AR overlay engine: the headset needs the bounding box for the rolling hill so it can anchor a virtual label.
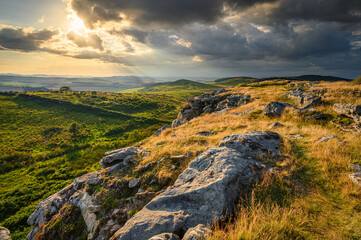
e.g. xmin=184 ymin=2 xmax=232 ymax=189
xmin=140 ymin=79 xmax=219 ymax=92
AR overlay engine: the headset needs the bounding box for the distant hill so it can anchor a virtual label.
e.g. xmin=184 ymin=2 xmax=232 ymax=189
xmin=293 ymin=75 xmax=351 ymax=82
xmin=214 ymin=77 xmax=256 ymax=86
xmin=258 ymin=75 xmax=351 ymax=82
xmin=140 ymin=79 xmax=219 ymax=92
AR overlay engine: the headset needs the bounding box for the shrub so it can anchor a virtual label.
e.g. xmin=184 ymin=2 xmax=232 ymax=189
xmin=352 ymin=76 xmax=361 ymax=85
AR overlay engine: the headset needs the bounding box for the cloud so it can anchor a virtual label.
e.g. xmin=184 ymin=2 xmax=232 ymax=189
xmin=67 ymin=0 xmax=278 ymax=28
xmin=246 ymin=0 xmax=361 ymax=26
xmin=38 ymin=16 xmax=45 ymax=23
xmin=67 ymin=31 xmax=104 ymax=50
xmin=0 ymin=26 xmax=58 ymax=52
xmin=70 ymin=50 xmax=130 ymax=64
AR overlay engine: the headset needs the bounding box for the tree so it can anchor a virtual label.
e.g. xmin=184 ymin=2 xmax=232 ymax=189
xmin=60 ymin=86 xmax=72 ymax=92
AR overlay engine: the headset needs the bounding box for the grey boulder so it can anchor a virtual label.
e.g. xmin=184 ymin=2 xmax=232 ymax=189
xmin=0 ymin=227 xmax=11 ymax=240
xmin=182 ymin=224 xmax=210 ymax=240
xmin=111 ymin=131 xmax=282 ymax=240
xmin=156 ymin=125 xmax=171 ymax=137
xmin=263 ymin=101 xmax=294 ymax=116
xmin=100 ymin=147 xmax=141 ymax=168
xmin=148 ymin=233 xmax=180 ymax=240
xmin=333 ymin=103 xmax=361 ymax=126
xmin=284 ymin=88 xmax=322 ymax=108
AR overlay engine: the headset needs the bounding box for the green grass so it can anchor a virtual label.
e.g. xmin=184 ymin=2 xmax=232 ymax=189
xmin=352 ymin=76 xmax=361 ymax=85
xmin=140 ymin=79 xmax=220 ymax=92
xmin=213 ymin=77 xmax=255 ymax=86
xmin=0 ymin=90 xmax=184 ymax=239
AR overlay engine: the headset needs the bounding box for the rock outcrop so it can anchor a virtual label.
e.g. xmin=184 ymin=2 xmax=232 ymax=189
xmin=263 ymin=101 xmax=294 ymax=116
xmin=283 ymin=88 xmax=322 ymax=108
xmin=333 ymin=103 xmax=361 ymax=126
xmin=111 ymin=131 xmax=282 ymax=240
xmin=27 ymin=148 xmax=156 ymax=240
xmin=172 ymin=90 xmax=251 ymax=128
xmin=156 ymin=125 xmax=171 ymax=137
xmin=100 ymin=147 xmax=142 ymax=168
xmin=349 ymin=164 xmax=361 ymax=187
xmin=0 ymin=227 xmax=11 ymax=240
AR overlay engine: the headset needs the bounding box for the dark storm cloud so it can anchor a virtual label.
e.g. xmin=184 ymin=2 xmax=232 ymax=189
xmin=68 ymin=0 xmax=278 ymax=28
xmin=67 ymin=31 xmax=104 ymax=50
xmin=69 ymin=0 xmax=361 ymax=29
xmin=0 ymin=27 xmax=58 ymax=52
xmin=259 ymin=0 xmax=361 ymax=26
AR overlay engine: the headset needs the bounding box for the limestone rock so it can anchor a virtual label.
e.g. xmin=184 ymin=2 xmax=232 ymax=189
xmin=317 ymin=135 xmax=337 ymax=143
xmin=196 ymin=131 xmax=214 ymax=136
xmin=268 ymin=122 xmax=284 ymax=129
xmin=229 ymin=108 xmax=255 ymax=116
xmin=170 ymin=155 xmax=187 ymax=162
xmin=263 ymin=101 xmax=294 ymax=116
xmin=100 ymin=147 xmax=141 ymax=168
xmin=307 ymin=113 xmax=331 ymax=120
xmin=333 ymin=103 xmax=361 ymax=116
xmin=182 ymin=224 xmax=210 ymax=240
xmin=284 ymin=88 xmax=322 ymax=108
xmin=172 ymin=91 xmax=251 ymax=128
xmin=148 ymin=233 xmax=180 ymax=240
xmin=111 ymin=131 xmax=282 ymax=240
xmin=349 ymin=164 xmax=361 ymax=187
xmin=0 ymin=227 xmax=11 ymax=240
xmin=218 ymin=131 xmax=282 ymax=159
xmin=129 ymin=178 xmax=141 ymax=188
xmin=156 ymin=125 xmax=171 ymax=137
xmin=286 ymin=134 xmax=304 ymax=139
xmin=333 ymin=103 xmax=361 ymax=126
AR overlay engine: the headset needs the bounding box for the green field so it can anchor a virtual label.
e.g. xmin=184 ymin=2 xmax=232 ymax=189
xmin=0 ymin=90 xmax=187 ymax=239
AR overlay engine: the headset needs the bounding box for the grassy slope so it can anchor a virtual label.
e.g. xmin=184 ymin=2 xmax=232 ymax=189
xmin=3 ymin=81 xmax=361 ymax=239
xmin=0 ymin=91 xmax=185 ymax=239
xmin=140 ymin=79 xmax=220 ymax=92
xmin=213 ymin=77 xmax=256 ymax=86
xmin=131 ymin=81 xmax=361 ymax=239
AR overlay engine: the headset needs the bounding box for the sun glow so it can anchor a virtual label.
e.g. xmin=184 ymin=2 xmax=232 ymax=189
xmin=68 ymin=13 xmax=87 ymax=34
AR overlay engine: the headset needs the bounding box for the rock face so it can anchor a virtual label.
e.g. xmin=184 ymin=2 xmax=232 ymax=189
xmin=111 ymin=131 xmax=282 ymax=240
xmin=172 ymin=90 xmax=251 ymax=128
xmin=26 ymin=170 xmax=156 ymax=240
xmin=156 ymin=125 xmax=171 ymax=137
xmin=263 ymin=101 xmax=294 ymax=116
xmin=349 ymin=164 xmax=361 ymax=187
xmin=100 ymin=147 xmax=142 ymax=168
xmin=317 ymin=134 xmax=337 ymax=143
xmin=0 ymin=227 xmax=11 ymax=240
xmin=148 ymin=233 xmax=180 ymax=240
xmin=333 ymin=103 xmax=361 ymax=126
xmin=283 ymin=88 xmax=322 ymax=108
xmin=182 ymin=224 xmax=210 ymax=240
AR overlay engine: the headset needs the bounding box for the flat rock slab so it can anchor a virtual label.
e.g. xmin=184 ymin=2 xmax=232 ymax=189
xmin=268 ymin=122 xmax=284 ymax=129
xmin=111 ymin=131 xmax=282 ymax=240
xmin=317 ymin=135 xmax=337 ymax=143
xmin=350 ymin=164 xmax=361 ymax=187
xmin=286 ymin=134 xmax=304 ymax=139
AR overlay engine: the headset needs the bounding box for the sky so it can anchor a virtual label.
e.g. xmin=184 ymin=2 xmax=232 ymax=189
xmin=0 ymin=0 xmax=360 ymax=78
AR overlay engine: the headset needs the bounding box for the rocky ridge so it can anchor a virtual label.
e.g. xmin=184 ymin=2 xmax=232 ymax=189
xmin=172 ymin=89 xmax=251 ymax=128
xmin=25 ymin=85 xmax=361 ymax=240
xmin=111 ymin=131 xmax=282 ymax=240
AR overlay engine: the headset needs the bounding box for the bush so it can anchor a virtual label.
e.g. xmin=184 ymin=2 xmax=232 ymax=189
xmin=352 ymin=76 xmax=361 ymax=85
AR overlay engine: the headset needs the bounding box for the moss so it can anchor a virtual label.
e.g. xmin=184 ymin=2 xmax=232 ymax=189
xmin=35 ymin=203 xmax=88 ymax=240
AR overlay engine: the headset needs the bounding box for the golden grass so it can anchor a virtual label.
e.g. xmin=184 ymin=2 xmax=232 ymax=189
xmin=133 ymin=80 xmax=361 ymax=238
